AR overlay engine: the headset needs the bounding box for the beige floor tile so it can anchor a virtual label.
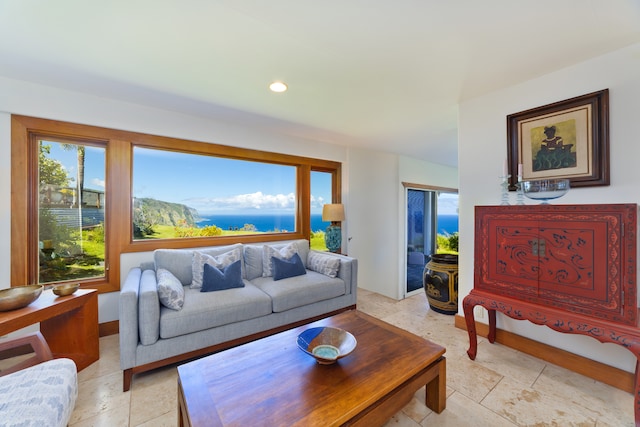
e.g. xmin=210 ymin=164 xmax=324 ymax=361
xmin=472 ymin=340 xmax=546 ymax=387
xmin=534 ymin=364 xmax=634 ymax=427
xmin=399 ymin=387 xmax=433 ymax=424
xmin=384 ymin=411 xmax=422 ymax=427
xmin=423 ymin=391 xmax=517 ymax=427
xmin=69 ymin=406 xmax=130 ymax=427
xmin=133 ymin=409 xmax=179 ymax=427
xmin=446 ymin=352 xmax=504 ymax=403
xmin=129 ymin=365 xmax=179 ymax=426
xmin=69 ymin=370 xmax=131 ymax=425
xmin=77 ymin=334 xmax=121 ymax=383
xmin=481 ymin=376 xmax=598 ymax=426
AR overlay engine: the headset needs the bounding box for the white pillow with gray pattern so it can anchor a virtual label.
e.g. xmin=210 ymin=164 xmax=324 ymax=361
xmin=156 ymin=268 xmax=185 ymax=310
xmin=306 ymin=251 xmax=340 ymax=278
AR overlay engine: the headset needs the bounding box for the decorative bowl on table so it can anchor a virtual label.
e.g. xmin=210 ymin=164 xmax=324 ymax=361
xmin=52 ymin=283 xmax=80 ymax=297
xmin=0 ymin=285 xmax=43 ymax=312
xmin=297 ymin=326 xmax=357 ymax=364
xmin=522 ymin=179 xmax=570 ymax=204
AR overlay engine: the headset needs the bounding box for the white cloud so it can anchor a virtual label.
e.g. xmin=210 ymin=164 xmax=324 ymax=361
xmin=184 ymin=191 xmax=296 ymax=213
xmin=310 ymin=194 xmax=325 ymax=209
xmin=90 ymin=177 xmax=105 ymax=188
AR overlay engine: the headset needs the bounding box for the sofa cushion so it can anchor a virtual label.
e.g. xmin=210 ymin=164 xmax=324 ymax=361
xmin=156 ymin=268 xmax=185 ymax=310
xmin=191 ymin=246 xmax=243 ymax=289
xmin=159 ymin=283 xmax=273 ymax=339
xmin=154 ymin=244 xmax=242 ymax=285
xmin=251 ymin=270 xmax=346 ymax=313
xmin=243 ymin=244 xmax=264 ymax=281
xmin=201 ymin=260 xmax=244 ymax=292
xmin=272 ymin=253 xmax=307 ymax=281
xmin=307 ymin=251 xmax=341 ymax=278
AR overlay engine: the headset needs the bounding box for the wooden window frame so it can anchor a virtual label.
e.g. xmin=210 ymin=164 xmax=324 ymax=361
xmin=11 ymin=115 xmax=341 ymax=293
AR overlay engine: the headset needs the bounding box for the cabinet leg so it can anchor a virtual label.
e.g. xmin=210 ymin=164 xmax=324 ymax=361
xmin=462 ymin=296 xmax=478 ymax=360
xmin=488 ymin=309 xmax=497 ymax=343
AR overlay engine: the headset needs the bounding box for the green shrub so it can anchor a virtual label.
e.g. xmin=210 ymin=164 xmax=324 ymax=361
xmin=436 ymin=231 xmax=459 ymax=254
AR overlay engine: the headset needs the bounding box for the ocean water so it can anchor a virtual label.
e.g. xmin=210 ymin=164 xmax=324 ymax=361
xmin=197 ymin=214 xmax=326 ymax=232
xmin=198 ymin=213 xmax=459 ymax=235
xmin=437 ymin=214 xmax=459 ymax=235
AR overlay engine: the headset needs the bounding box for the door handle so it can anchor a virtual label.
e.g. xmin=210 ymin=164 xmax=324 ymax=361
xmin=530 ymin=239 xmax=545 ymax=257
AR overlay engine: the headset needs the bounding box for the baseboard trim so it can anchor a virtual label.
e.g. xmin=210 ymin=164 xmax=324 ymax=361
xmin=99 ymin=320 xmax=119 ymax=337
xmin=453 ymin=314 xmax=634 ymax=394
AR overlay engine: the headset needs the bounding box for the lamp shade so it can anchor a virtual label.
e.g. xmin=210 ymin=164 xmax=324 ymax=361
xmin=322 ymin=204 xmax=345 ymax=222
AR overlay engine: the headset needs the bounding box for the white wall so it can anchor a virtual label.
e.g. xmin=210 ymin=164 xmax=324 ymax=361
xmin=458 ymin=42 xmax=640 ymax=373
xmin=347 ymin=148 xmax=401 ymax=298
xmin=0 ymin=75 xmax=455 ymax=322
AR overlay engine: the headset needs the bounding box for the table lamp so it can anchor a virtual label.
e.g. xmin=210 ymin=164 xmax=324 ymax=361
xmin=322 ymin=204 xmax=345 ymax=253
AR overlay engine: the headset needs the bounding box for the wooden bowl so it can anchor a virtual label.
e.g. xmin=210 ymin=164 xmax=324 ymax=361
xmin=0 ymin=285 xmax=43 ymax=312
xmin=52 ymin=283 xmax=80 ymax=297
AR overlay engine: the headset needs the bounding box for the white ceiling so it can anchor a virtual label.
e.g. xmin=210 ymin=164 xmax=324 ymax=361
xmin=1 ymin=1 xmax=639 ymax=166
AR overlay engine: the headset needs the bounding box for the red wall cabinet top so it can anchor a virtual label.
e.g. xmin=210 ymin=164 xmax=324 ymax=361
xmin=474 ymin=204 xmax=637 ymax=326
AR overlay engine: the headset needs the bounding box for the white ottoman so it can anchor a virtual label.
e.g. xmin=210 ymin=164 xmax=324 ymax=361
xmin=0 ymin=358 xmax=78 ymax=427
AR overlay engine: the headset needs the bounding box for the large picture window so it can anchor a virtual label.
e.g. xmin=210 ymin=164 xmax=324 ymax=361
xmin=132 ymin=147 xmax=297 ymax=239
xmin=11 ymin=116 xmax=341 ymax=292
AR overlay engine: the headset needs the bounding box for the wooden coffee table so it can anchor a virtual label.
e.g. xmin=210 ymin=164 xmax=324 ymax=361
xmin=177 ymin=310 xmax=446 ymax=427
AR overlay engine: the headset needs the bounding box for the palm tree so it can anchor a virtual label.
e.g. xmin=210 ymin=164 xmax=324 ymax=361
xmin=60 ymin=144 xmax=85 ymax=207
xmin=61 ymin=143 xmax=85 ymax=251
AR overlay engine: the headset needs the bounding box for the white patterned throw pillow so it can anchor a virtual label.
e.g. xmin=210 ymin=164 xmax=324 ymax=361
xmin=307 ymin=251 xmax=340 ymax=278
xmin=262 ymin=242 xmax=298 ymax=277
xmin=191 ymin=247 xmax=242 ymax=289
xmin=156 ymin=268 xmax=185 ymax=310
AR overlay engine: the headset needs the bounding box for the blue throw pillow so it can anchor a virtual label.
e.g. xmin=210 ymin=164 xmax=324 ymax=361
xmin=201 ymin=260 xmax=244 ymax=292
xmin=272 ymin=252 xmax=307 ymax=281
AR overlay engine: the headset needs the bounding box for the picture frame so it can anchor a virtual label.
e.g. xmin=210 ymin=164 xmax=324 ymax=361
xmin=506 ymin=89 xmax=609 ymax=190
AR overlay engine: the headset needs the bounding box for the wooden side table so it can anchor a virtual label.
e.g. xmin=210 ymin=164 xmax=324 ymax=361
xmin=0 ymin=288 xmax=99 ymax=371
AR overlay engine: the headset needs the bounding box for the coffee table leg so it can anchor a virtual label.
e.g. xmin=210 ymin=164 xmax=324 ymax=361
xmin=425 ymin=357 xmax=446 ymax=413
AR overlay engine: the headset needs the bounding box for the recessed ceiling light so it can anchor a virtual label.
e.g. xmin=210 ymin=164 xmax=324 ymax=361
xmin=269 ymin=81 xmax=288 ymax=93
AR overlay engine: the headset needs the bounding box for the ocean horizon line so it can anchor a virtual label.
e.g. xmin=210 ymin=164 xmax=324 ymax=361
xmin=195 ymin=213 xmax=458 ymax=234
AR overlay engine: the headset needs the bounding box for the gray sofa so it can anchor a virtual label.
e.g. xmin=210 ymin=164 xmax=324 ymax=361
xmin=119 ymin=239 xmax=357 ymax=391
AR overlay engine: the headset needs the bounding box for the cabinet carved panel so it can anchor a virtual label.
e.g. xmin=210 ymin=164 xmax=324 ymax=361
xmin=474 ymin=204 xmax=637 ymax=325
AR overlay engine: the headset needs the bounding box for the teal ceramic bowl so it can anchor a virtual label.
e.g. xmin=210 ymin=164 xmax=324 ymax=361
xmin=297 ymin=326 xmax=357 ymax=364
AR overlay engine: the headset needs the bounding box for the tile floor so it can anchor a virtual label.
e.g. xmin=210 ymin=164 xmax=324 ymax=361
xmin=65 ymin=289 xmax=633 ymax=426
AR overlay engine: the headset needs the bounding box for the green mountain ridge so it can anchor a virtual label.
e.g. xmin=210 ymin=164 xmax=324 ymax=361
xmin=133 ymin=197 xmax=200 ymax=227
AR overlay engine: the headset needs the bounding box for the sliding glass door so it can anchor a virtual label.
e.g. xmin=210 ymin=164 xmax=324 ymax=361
xmin=405 ymin=187 xmax=458 ymax=296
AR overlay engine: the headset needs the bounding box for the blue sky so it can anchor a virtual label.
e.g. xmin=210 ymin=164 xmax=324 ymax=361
xmin=46 ymin=143 xmax=332 ymax=216
xmin=437 ymin=193 xmax=459 ymax=215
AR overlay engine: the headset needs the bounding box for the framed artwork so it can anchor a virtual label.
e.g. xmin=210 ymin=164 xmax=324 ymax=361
xmin=506 ymin=89 xmax=609 ymax=190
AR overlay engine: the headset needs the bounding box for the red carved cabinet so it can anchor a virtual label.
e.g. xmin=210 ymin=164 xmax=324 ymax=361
xmin=474 ymin=203 xmax=637 ymax=325
xmin=463 ymin=204 xmax=640 ymax=425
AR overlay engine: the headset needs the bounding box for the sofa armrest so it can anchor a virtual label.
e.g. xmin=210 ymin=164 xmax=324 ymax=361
xmin=119 ymin=268 xmax=142 ymax=370
xmin=308 ymin=250 xmax=358 ymax=296
xmin=337 ymin=255 xmax=357 ymax=296
xmin=138 ymin=269 xmax=161 ymax=346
